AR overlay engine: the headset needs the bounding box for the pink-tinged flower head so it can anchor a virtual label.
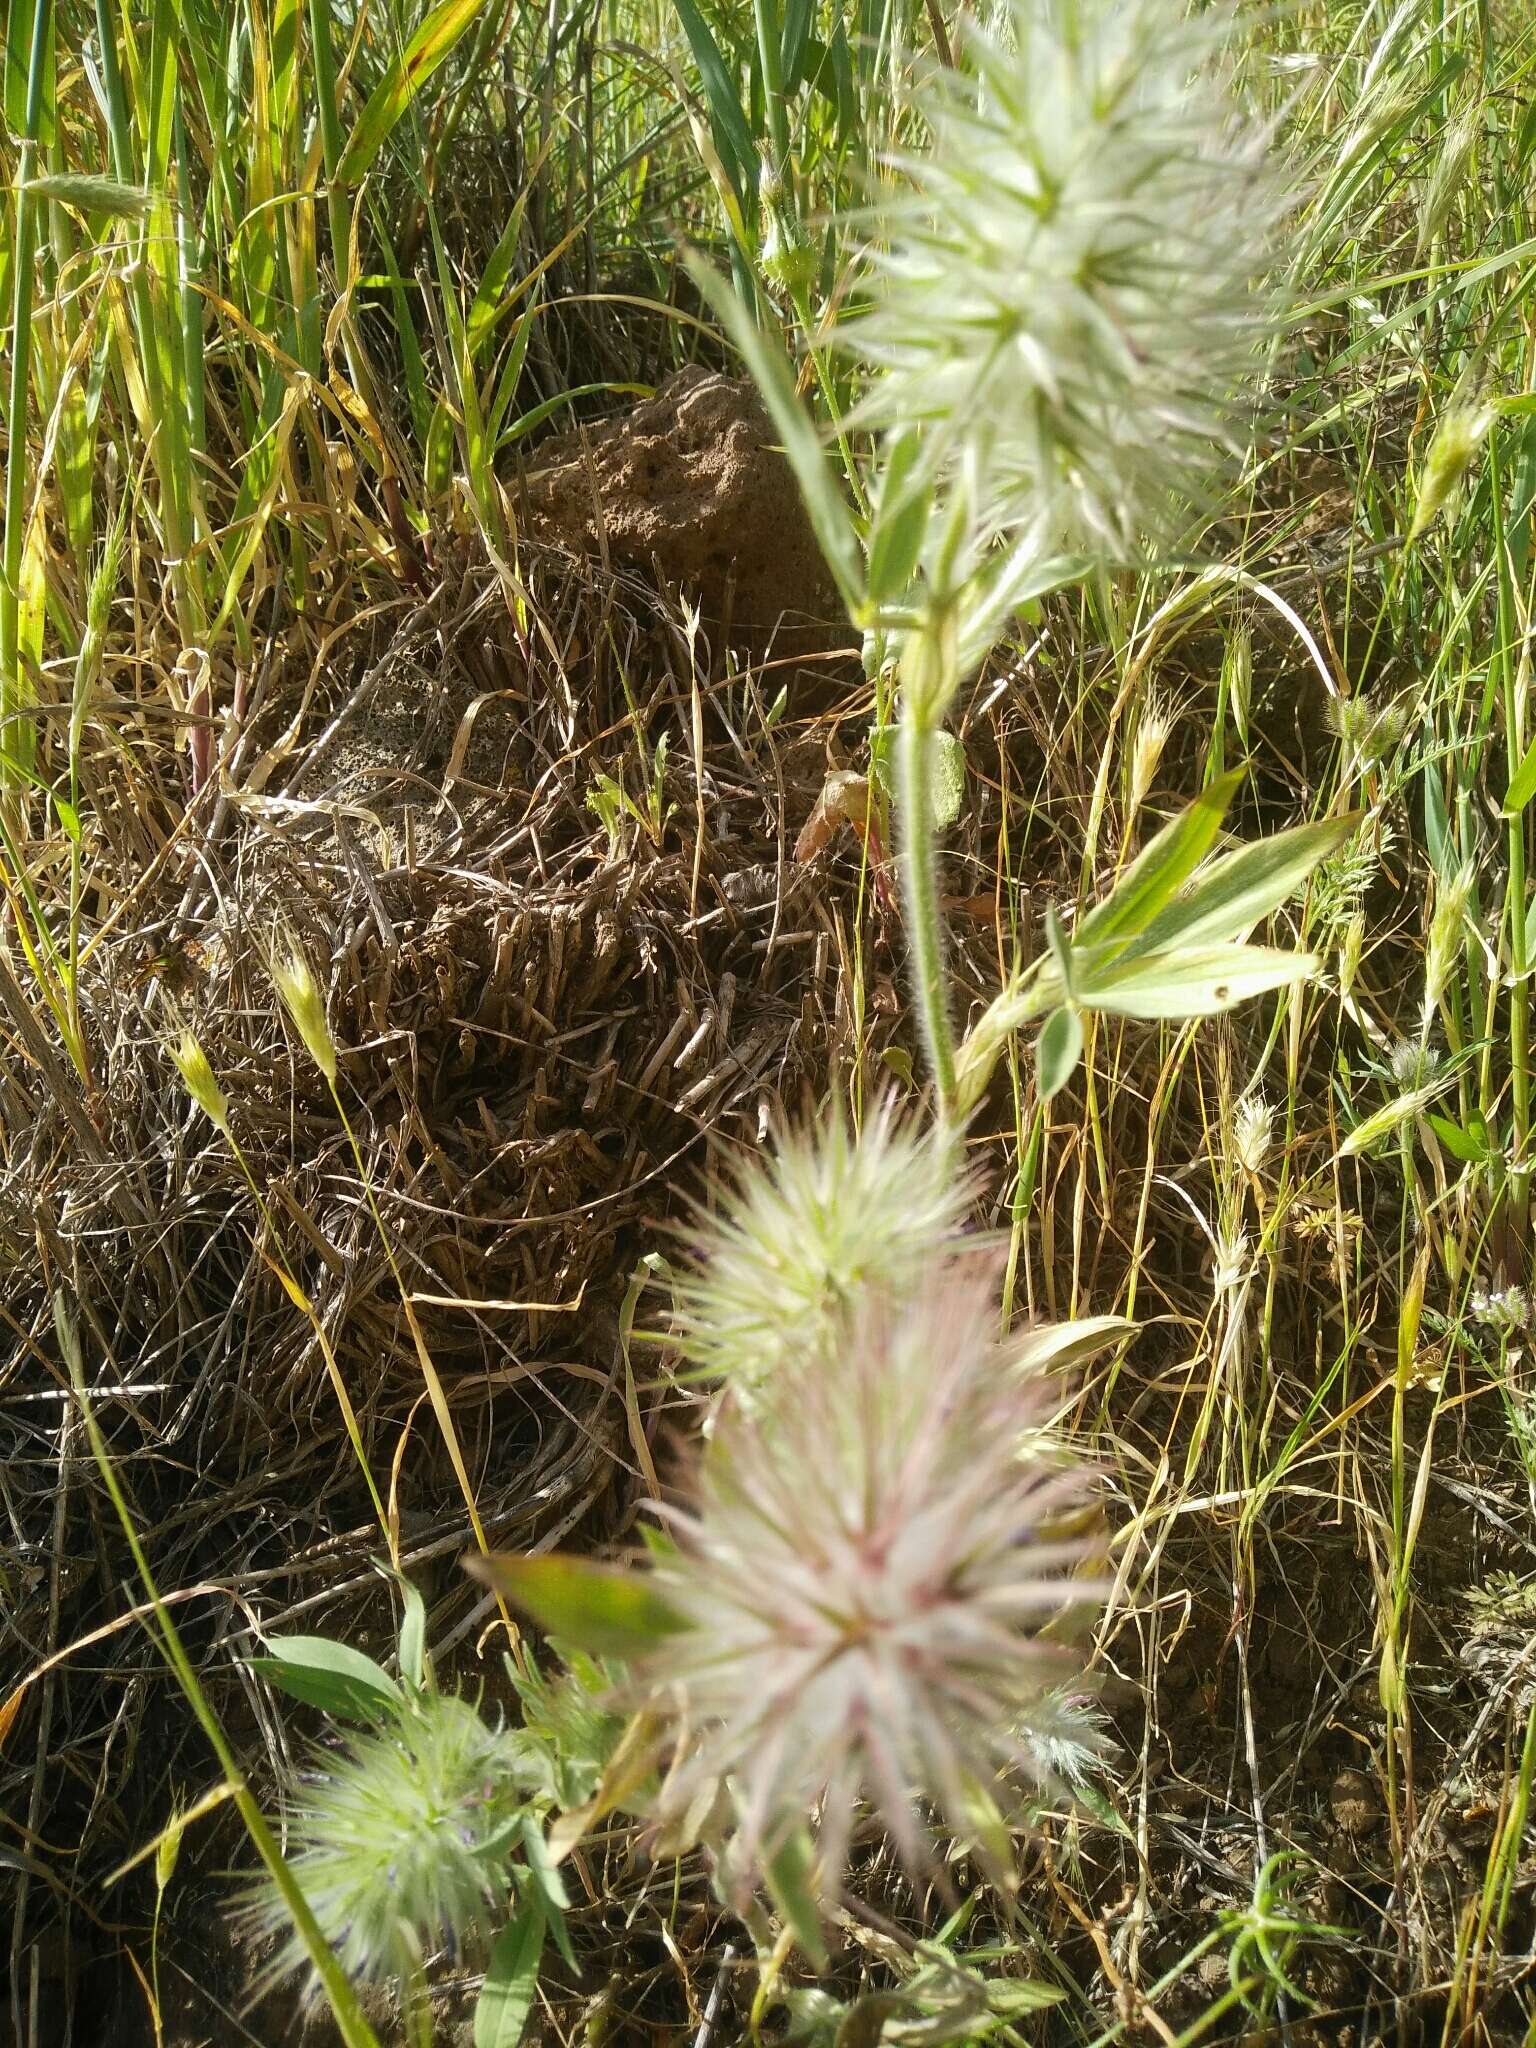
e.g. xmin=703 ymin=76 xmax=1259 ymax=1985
xmin=640 ymin=1262 xmax=1108 ymax=1895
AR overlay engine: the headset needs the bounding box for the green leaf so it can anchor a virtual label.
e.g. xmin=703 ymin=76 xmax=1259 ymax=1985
xmin=1044 ymin=905 xmax=1076 ymax=1002
xmin=762 ymin=1822 xmax=829 ymax=1969
xmin=249 ymin=1636 xmax=403 ymax=1723
xmin=397 ymin=1578 xmax=427 ymax=1692
xmin=336 ymin=0 xmax=494 ymax=186
xmin=1120 ymin=813 xmax=1362 ymax=960
xmin=495 ymin=381 xmax=648 ymax=453
xmin=670 ymin=0 xmax=758 ymax=199
xmin=1505 ymin=727 xmax=1536 ymax=816
xmin=880 ymin=1045 xmax=916 ymax=1090
xmin=1426 ymin=1112 xmax=1492 ymax=1164
xmin=684 ymin=253 xmax=864 ymax=619
xmin=781 ymin=0 xmax=817 ymax=93
xmin=1035 ymin=1006 xmax=1082 ymax=1100
xmin=475 ymin=1898 xmax=545 ymax=2048
xmin=5 ymin=0 xmax=54 ymax=151
xmin=466 ymin=198 xmax=533 ymax=360
xmin=1013 ymin=1315 xmax=1135 ymax=1373
xmin=1077 ymin=768 xmax=1244 ymax=949
xmin=465 ymin=1553 xmax=691 ymax=1658
xmin=866 ymin=428 xmax=932 ymax=607
xmin=988 ymin=1980 xmax=1069 ymax=2016
xmin=930 ymin=730 xmax=966 ymax=831
xmin=952 ymin=1768 xmax=1017 ymax=1892
xmin=519 ymin=1814 xmax=575 ymax=1966
xmin=1074 ymin=943 xmax=1318 ymax=1020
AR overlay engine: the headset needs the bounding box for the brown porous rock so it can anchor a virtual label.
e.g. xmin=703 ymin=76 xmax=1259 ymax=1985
xmin=519 ymin=363 xmax=847 ymax=659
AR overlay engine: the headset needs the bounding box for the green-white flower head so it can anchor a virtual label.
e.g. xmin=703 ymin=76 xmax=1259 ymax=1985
xmin=671 ymin=1099 xmax=972 ymax=1393
xmin=244 ymin=1693 xmax=531 ymax=2000
xmin=844 ymin=0 xmax=1287 ymax=586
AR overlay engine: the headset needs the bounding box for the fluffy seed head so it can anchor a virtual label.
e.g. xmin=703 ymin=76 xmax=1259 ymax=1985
xmin=244 ymin=1693 xmax=531 ymax=1999
xmin=1323 ymin=692 xmax=1410 ymax=768
xmin=843 ymin=0 xmax=1287 ymax=580
xmin=671 ymin=1101 xmax=973 ymax=1394
xmin=1472 ymin=1284 xmax=1532 ymax=1341
xmin=640 ymin=1263 xmax=1103 ymax=1895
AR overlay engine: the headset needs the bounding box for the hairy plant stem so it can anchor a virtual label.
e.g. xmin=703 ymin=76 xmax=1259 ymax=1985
xmin=896 ymin=622 xmax=959 ymax=1117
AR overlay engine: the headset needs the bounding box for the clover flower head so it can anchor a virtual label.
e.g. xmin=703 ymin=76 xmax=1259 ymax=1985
xmin=1388 ymin=1036 xmax=1442 ymax=1092
xmin=1324 ymin=692 xmax=1410 ymax=766
xmin=671 ymin=1099 xmax=972 ymax=1393
xmin=640 ymin=1263 xmax=1104 ymax=1896
xmin=244 ymin=1692 xmax=532 ymax=2000
xmin=843 ymin=0 xmax=1287 ymax=579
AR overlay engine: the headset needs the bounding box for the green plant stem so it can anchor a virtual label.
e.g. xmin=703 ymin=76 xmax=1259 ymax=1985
xmin=1492 ymin=436 xmax=1530 ymax=1221
xmin=60 ymin=1298 xmax=382 ymax=2048
xmin=0 ymin=0 xmax=51 ymax=785
xmin=896 ymin=625 xmax=959 ymax=1114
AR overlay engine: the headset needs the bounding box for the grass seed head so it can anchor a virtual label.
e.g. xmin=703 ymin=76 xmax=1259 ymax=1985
xmin=1425 ymin=860 xmax=1476 ymax=1018
xmin=169 ymin=1028 xmax=231 ymax=1135
xmin=1229 ymin=1095 xmax=1275 ymax=1177
xmin=270 ymin=939 xmax=338 ymax=1084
